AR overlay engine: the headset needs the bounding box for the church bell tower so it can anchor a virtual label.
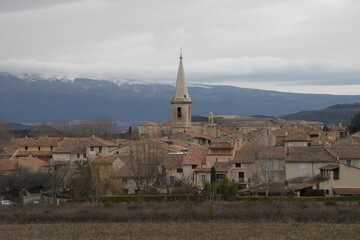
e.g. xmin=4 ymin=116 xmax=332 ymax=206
xmin=170 ymin=53 xmax=192 ymax=133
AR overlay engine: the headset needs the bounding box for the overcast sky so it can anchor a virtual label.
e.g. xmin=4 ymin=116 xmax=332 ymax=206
xmin=1 ymin=0 xmax=360 ymax=94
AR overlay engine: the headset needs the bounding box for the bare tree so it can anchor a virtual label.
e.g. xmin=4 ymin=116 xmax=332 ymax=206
xmin=127 ymin=139 xmax=167 ymax=192
xmin=45 ymin=164 xmax=73 ymax=198
xmin=247 ymin=151 xmax=285 ymax=196
xmin=69 ymin=161 xmax=104 ymax=202
xmin=51 ymin=117 xmax=119 ymax=138
xmin=30 ymin=122 xmax=61 ymax=137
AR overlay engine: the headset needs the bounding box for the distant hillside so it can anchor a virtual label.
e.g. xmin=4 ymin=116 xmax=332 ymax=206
xmin=2 ymin=72 xmax=360 ymax=125
xmin=282 ymin=103 xmax=360 ymax=124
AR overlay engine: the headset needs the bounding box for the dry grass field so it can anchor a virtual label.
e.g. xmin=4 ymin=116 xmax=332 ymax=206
xmin=1 ymin=200 xmax=360 ymax=224
xmin=1 ymin=200 xmax=360 ymax=239
xmin=0 ymin=222 xmax=359 ymax=240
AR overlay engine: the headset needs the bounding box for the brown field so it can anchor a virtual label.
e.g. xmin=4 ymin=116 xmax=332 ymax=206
xmin=0 ymin=222 xmax=360 ymax=240
xmin=1 ymin=200 xmax=360 ymax=224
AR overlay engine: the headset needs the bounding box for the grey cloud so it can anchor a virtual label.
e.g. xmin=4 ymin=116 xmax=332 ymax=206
xmin=1 ymin=0 xmax=360 ymax=94
xmin=0 ymin=0 xmax=81 ymax=12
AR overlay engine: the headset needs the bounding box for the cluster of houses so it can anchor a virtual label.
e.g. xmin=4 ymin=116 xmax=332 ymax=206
xmin=1 ymin=54 xmax=359 ymax=197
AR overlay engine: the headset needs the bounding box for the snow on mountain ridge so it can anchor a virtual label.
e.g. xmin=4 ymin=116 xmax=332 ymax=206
xmin=0 ymin=72 xmax=213 ymax=89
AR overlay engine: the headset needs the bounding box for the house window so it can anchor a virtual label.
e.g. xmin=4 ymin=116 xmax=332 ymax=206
xmin=83 ymin=153 xmax=86 ymax=158
xmin=99 ymin=146 xmax=103 ymax=153
xmin=25 ymin=146 xmax=28 ymax=151
xmin=50 ymin=146 xmax=53 ymax=151
xmin=123 ymin=189 xmax=129 ymax=194
xmin=345 ymin=160 xmax=351 ymax=166
xmin=77 ymin=154 xmax=80 ymax=159
xmin=325 ymin=189 xmax=329 ymax=195
xmin=238 ymin=172 xmax=245 ymax=182
xmin=201 ymin=175 xmax=206 ymax=181
xmin=104 ymin=165 xmax=109 ymax=171
xmin=235 ymin=163 xmax=241 ymax=168
xmin=333 ymin=168 xmax=339 ymax=180
xmin=122 ymin=178 xmax=128 ymax=184
xmin=90 ymin=146 xmax=95 ymax=151
xmin=176 ymin=168 xmax=183 ymax=173
xmin=192 ymin=165 xmax=197 ymax=169
xmin=310 ymin=134 xmax=319 ymax=138
xmin=169 ymin=176 xmax=176 ymax=186
xmin=216 ymin=174 xmax=224 ymax=180
xmin=177 ymin=107 xmax=182 ymax=119
xmin=38 ymin=146 xmax=41 ymax=150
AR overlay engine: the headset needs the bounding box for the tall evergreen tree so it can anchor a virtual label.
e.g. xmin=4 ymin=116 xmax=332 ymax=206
xmin=349 ymin=111 xmax=360 ymax=134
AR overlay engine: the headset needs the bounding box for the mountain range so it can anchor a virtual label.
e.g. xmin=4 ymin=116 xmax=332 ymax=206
xmin=1 ymin=72 xmax=360 ymax=125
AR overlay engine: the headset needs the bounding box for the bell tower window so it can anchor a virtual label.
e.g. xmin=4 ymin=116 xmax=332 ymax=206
xmin=177 ymin=107 xmax=182 ymax=119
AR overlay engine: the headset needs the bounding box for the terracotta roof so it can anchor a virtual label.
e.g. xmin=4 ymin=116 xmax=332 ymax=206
xmin=54 ymin=137 xmax=117 ymax=153
xmin=330 ymin=145 xmax=360 ymax=159
xmin=233 ymin=146 xmax=286 ymax=163
xmin=18 ymin=156 xmax=48 ymax=167
xmin=182 ymin=130 xmax=213 ymax=139
xmin=284 ymin=131 xmax=310 ymax=142
xmin=16 ymin=137 xmax=63 ymax=147
xmin=240 ymin=182 xmax=288 ymax=194
xmin=219 ymin=127 xmax=233 ymax=134
xmin=286 ymin=146 xmax=337 ymax=162
xmin=210 ymin=141 xmax=234 ymax=149
xmin=164 ymin=153 xmax=184 ymax=169
xmin=0 ymin=158 xmax=18 ymax=171
xmin=286 ymin=177 xmax=326 ymax=191
xmin=332 ymin=188 xmax=360 ymax=195
xmin=213 ymin=161 xmax=231 ymax=172
xmin=183 ymin=145 xmax=208 ymax=165
xmin=112 ymin=139 xmax=132 ymax=146
xmin=0 ymin=145 xmax=17 ymax=156
xmin=285 ymin=176 xmax=309 ymax=184
xmin=319 ymin=164 xmax=339 ymax=170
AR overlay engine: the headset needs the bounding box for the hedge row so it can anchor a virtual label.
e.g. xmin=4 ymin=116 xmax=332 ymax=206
xmin=99 ymin=194 xmax=360 ymax=203
xmin=99 ymin=195 xmax=201 ymax=202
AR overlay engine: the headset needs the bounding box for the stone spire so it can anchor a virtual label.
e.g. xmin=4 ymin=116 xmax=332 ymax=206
xmin=172 ymin=53 xmax=191 ymax=102
xmin=170 ymin=52 xmax=192 ymax=133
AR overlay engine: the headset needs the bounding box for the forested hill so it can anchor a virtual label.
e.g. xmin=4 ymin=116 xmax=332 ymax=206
xmin=282 ymin=103 xmax=360 ymax=124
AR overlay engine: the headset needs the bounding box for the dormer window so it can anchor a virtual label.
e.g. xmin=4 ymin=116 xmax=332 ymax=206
xmin=90 ymin=146 xmax=95 ymax=151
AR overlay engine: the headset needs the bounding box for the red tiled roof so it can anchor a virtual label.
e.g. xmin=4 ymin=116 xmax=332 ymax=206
xmin=182 ymin=130 xmax=213 ymax=139
xmin=286 ymin=146 xmax=337 ymax=162
xmin=330 ymin=145 xmax=360 ymax=159
xmin=54 ymin=137 xmax=117 ymax=153
xmin=16 ymin=137 xmax=63 ymax=147
xmin=233 ymin=146 xmax=286 ymax=163
xmin=219 ymin=127 xmax=233 ymax=134
xmin=183 ymin=145 xmax=208 ymax=165
xmin=18 ymin=156 xmax=48 ymax=167
xmin=164 ymin=153 xmax=184 ymax=169
xmin=0 ymin=159 xmax=18 ymax=171
xmin=210 ymin=141 xmax=234 ymax=149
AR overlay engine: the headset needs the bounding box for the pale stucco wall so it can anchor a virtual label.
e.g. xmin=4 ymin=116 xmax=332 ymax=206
xmin=286 ymin=162 xmax=336 ymax=179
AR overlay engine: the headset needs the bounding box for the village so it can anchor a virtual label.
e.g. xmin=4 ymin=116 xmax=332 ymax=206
xmin=1 ymin=54 xmax=360 ymax=203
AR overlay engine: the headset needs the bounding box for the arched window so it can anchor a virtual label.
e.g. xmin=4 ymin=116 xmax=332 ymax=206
xmin=177 ymin=107 xmax=182 ymax=119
